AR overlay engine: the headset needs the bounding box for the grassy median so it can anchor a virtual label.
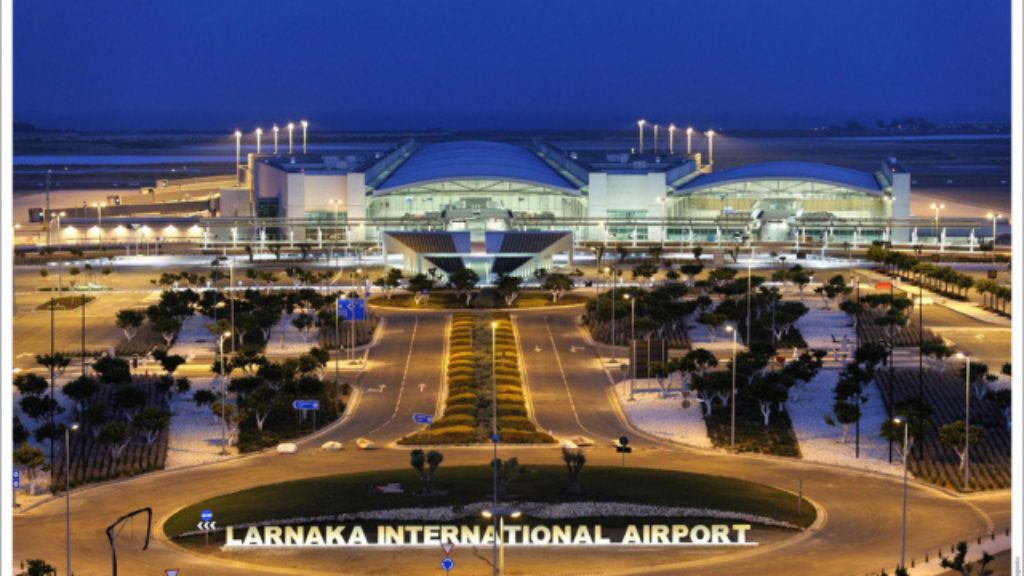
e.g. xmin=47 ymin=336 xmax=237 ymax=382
xmin=164 ymin=464 xmax=815 ymax=539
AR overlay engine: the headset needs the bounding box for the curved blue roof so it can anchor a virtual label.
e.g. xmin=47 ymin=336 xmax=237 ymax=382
xmin=374 ymin=140 xmax=580 ymax=195
xmin=675 ymin=161 xmax=884 ymax=195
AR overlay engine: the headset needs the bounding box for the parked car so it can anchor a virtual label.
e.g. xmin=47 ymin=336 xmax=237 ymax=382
xmin=355 ymin=438 xmax=377 ymax=450
xmin=571 ymin=435 xmax=594 ymax=447
xmin=276 ymin=443 xmax=298 ymax=454
xmin=320 ymin=441 xmax=343 ymax=451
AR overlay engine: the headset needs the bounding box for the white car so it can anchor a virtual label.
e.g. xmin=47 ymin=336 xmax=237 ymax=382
xmin=276 ymin=443 xmax=298 ymax=454
xmin=571 ymin=435 xmax=594 ymax=447
xmin=320 ymin=441 xmax=343 ymax=451
xmin=560 ymin=439 xmax=578 ymax=450
xmin=355 ymin=438 xmax=377 ymax=450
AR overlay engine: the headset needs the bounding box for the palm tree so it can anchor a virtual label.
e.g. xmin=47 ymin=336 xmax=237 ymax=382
xmin=410 ymin=449 xmax=444 ymax=495
xmin=561 ymin=447 xmax=586 ymax=494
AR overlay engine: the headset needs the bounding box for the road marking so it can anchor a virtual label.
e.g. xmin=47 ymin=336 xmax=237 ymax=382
xmin=418 ymin=383 xmax=426 ymax=392
xmin=363 ymin=317 xmax=418 ymax=437
xmin=543 ymin=316 xmax=597 ymax=439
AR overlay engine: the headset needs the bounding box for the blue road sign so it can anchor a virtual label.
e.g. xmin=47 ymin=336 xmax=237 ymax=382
xmin=337 ymin=298 xmax=365 ymax=321
xmin=13 ymin=469 xmax=20 ymax=489
xmin=293 ymin=399 xmax=320 ymax=411
xmin=441 ymin=557 xmax=455 ymax=572
xmin=200 ymin=509 xmax=213 ymax=522
xmin=412 ymin=413 xmax=433 ymax=425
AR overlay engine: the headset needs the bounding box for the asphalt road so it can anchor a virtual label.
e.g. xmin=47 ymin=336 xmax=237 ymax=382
xmin=12 ymin=308 xmax=1011 ymax=576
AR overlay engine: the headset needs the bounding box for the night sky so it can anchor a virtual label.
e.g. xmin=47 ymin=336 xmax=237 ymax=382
xmin=14 ymin=0 xmax=1012 ymax=131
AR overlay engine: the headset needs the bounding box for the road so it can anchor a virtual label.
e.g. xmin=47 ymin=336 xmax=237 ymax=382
xmin=12 ymin=307 xmax=1011 ymax=576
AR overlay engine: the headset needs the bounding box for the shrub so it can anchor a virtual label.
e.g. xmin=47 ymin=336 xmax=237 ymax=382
xmin=400 ymin=425 xmax=476 ymax=444
xmin=498 ymin=416 xmax=535 ymax=430
xmin=499 ymin=429 xmax=554 ymax=443
xmin=496 ymin=385 xmax=523 ymax=395
xmin=447 ymin=392 xmax=477 ymax=405
xmin=443 ymin=404 xmax=478 ymax=417
xmin=497 ymin=393 xmax=526 ymax=404
xmin=434 ymin=414 xmax=476 ymax=428
xmin=497 ymin=405 xmax=528 ymax=418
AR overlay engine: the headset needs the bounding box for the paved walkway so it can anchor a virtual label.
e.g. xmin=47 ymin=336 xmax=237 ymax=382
xmin=856 ymin=270 xmax=1010 ymax=328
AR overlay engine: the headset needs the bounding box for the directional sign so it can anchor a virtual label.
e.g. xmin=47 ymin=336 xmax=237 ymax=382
xmin=293 ymin=399 xmax=320 ymax=411
xmin=616 ymin=446 xmax=633 ymax=454
xmin=200 ymin=509 xmax=213 ymax=522
xmin=618 ymin=436 xmax=630 ymax=447
xmin=197 ymin=520 xmax=217 ymax=531
xmin=441 ymin=542 xmax=455 ymax=556
xmin=412 ymin=413 xmax=433 ymax=425
xmin=13 ymin=469 xmax=20 ymax=490
xmin=165 ymin=570 xmax=179 ymax=576
xmin=441 ymin=557 xmax=455 ymax=572
xmin=337 ymin=298 xmax=366 ymax=321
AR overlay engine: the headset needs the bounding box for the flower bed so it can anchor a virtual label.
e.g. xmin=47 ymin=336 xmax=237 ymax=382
xmin=400 ymin=314 xmax=553 ymax=444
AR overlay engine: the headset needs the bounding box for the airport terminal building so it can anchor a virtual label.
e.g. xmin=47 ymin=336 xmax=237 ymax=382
xmin=242 ymin=138 xmax=909 ymax=245
xmin=31 ymin=134 xmax=1002 ymax=280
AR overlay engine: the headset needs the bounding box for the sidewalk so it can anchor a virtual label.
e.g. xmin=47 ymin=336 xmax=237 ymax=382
xmin=857 ymin=270 xmax=1010 ymax=328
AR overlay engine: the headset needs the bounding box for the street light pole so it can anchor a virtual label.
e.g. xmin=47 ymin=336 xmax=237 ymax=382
xmin=234 ymin=130 xmax=242 ymax=185
xmin=287 ymin=123 xmax=295 ymax=154
xmin=65 ymin=422 xmax=79 ymax=576
xmin=727 ymin=325 xmax=737 ymax=449
xmin=652 ymin=124 xmax=659 ymax=154
xmin=705 ymin=130 xmax=716 ymax=166
xmin=987 ymin=213 xmax=1002 ymax=263
xmin=626 ymin=294 xmax=635 ymax=400
xmin=228 ymin=260 xmax=236 ymax=353
xmin=610 ymin=266 xmax=617 ymax=362
xmin=301 ymin=120 xmax=309 ymax=154
xmin=219 ymin=332 xmax=231 ymax=455
xmin=668 ymin=124 xmax=676 ymax=155
xmin=490 ymin=321 xmax=499 ymax=576
xmin=930 ymin=202 xmax=945 ymax=243
xmin=637 ymin=119 xmax=646 ymax=154
xmin=957 ymin=352 xmax=972 ymax=491
xmin=255 ymin=127 xmax=263 ymax=155
xmin=273 ymin=124 xmax=279 ymax=154
xmin=686 ymin=127 xmax=693 ymax=156
xmin=894 ymin=416 xmax=910 ymax=571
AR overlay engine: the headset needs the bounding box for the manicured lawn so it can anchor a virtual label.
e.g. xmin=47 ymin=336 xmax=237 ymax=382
xmin=164 ymin=464 xmax=816 ymax=539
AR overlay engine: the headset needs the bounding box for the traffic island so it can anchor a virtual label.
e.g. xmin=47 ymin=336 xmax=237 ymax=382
xmin=165 ymin=465 xmax=816 ymax=575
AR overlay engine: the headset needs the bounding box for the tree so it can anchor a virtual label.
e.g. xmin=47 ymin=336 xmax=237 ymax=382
xmin=828 ymin=400 xmax=860 ymax=444
xmin=92 ymin=356 xmax=132 ymax=385
xmin=154 ymin=351 xmax=186 ymax=376
xmin=62 ymin=375 xmax=100 ymax=415
xmin=678 ymin=262 xmax=704 ymax=286
xmin=448 ymin=268 xmax=480 ymax=306
xmin=814 ymin=275 xmax=851 ymax=310
xmin=116 ymin=309 xmax=146 ymax=342
xmin=153 ymin=316 xmax=183 ymax=347
xmin=14 ymin=443 xmax=46 ymax=495
xmin=495 ymin=274 xmax=523 ymax=307
xmin=561 ymin=447 xmax=586 ymax=494
xmin=689 ymin=370 xmax=731 ymax=416
xmin=493 ymin=457 xmax=525 ymax=498
xmin=632 ymin=261 xmax=658 ymax=285
xmin=409 ymin=449 xmax=444 ymax=494
xmin=407 ymin=273 xmax=434 ymax=305
xmin=24 ymin=558 xmax=57 ymax=576
xmin=748 ymin=372 xmax=791 ymax=426
xmin=112 ymin=385 xmax=148 ymax=420
xmin=245 ymin=383 xmax=278 ymax=432
xmin=100 ymin=422 xmax=133 ymax=460
xmin=697 ymin=312 xmax=727 ymax=341
xmin=920 ymin=341 xmax=952 ymax=368
xmin=36 ymin=353 xmax=70 ymax=378
xmin=291 ymin=313 xmax=316 ymax=343
xmin=541 ymin=273 xmax=574 ymax=303
xmin=193 ymin=389 xmax=218 ymax=407
xmin=941 ymin=541 xmax=994 ymax=576
xmin=707 ymin=267 xmax=737 ymax=288
xmin=373 ymin=268 xmax=404 ymax=299
xmin=14 ymin=373 xmax=48 ymax=397
xmin=938 ymin=420 xmax=985 ymax=473
xmin=13 ymin=416 xmax=30 ymax=447
xmin=787 ymin=266 xmax=811 ymax=299
xmin=133 ymin=407 xmax=170 ymax=443
xmin=20 ymin=395 xmax=64 ymax=425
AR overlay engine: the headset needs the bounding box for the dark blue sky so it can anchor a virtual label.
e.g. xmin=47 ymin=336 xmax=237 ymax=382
xmin=15 ymin=0 xmax=1011 ymax=131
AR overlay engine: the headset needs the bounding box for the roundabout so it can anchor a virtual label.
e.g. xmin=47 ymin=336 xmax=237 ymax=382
xmin=11 ymin=309 xmax=1009 ymax=576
